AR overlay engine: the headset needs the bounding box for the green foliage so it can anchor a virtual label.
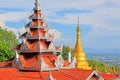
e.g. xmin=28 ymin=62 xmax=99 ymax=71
xmin=62 ymin=45 xmax=69 ymax=60
xmin=88 ymin=59 xmax=120 ymax=73
xmin=0 ymin=27 xmax=18 ymax=62
xmin=88 ymin=59 xmax=106 ymax=72
xmin=56 ymin=45 xmax=72 ymax=60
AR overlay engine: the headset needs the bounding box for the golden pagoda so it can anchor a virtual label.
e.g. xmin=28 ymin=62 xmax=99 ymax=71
xmin=73 ymin=17 xmax=91 ymax=70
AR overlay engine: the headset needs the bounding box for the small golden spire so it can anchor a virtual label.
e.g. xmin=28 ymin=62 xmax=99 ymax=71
xmin=73 ymin=17 xmax=91 ymax=70
xmin=103 ymin=66 xmax=107 ymax=73
xmin=111 ymin=66 xmax=116 ymax=74
xmin=94 ymin=65 xmax=98 ymax=72
xmin=68 ymin=44 xmax=72 ymax=52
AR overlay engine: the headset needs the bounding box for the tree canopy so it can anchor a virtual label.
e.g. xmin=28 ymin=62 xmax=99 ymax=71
xmin=0 ymin=27 xmax=18 ymax=62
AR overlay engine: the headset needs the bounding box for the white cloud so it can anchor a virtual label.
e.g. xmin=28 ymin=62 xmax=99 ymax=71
xmin=48 ymin=29 xmax=61 ymax=40
xmin=0 ymin=21 xmax=6 ymax=28
xmin=0 ymin=0 xmax=120 ymax=52
xmin=0 ymin=12 xmax=29 ymax=22
xmin=0 ymin=21 xmax=24 ymax=39
xmin=0 ymin=0 xmax=34 ymax=9
xmin=0 ymin=21 xmax=61 ymax=40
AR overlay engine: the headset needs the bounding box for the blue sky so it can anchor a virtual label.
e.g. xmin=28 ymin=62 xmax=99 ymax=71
xmin=0 ymin=0 xmax=120 ymax=54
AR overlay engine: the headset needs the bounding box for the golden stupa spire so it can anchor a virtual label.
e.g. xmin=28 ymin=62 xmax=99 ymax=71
xmin=94 ymin=65 xmax=98 ymax=72
xmin=103 ymin=66 xmax=107 ymax=73
xmin=111 ymin=66 xmax=116 ymax=74
xmin=73 ymin=17 xmax=91 ymax=70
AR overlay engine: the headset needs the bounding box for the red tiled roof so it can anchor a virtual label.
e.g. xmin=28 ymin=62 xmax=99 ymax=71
xmin=0 ymin=68 xmax=94 ymax=80
xmin=101 ymin=73 xmax=119 ymax=80
xmin=59 ymin=68 xmax=93 ymax=80
xmin=20 ymin=54 xmax=39 ymax=68
xmin=13 ymin=40 xmax=60 ymax=52
xmin=42 ymin=53 xmax=69 ymax=68
xmin=0 ymin=53 xmax=69 ymax=69
xmin=0 ymin=68 xmax=18 ymax=80
xmin=0 ymin=60 xmax=12 ymax=68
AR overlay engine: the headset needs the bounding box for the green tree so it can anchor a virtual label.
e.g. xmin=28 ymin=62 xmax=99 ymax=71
xmin=56 ymin=45 xmax=74 ymax=61
xmin=56 ymin=45 xmax=69 ymax=60
xmin=0 ymin=27 xmax=18 ymax=62
xmin=62 ymin=45 xmax=69 ymax=60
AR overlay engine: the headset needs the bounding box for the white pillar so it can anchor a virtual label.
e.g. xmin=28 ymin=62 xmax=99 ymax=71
xmin=15 ymin=51 xmax=19 ymax=61
xmin=68 ymin=52 xmax=72 ymax=63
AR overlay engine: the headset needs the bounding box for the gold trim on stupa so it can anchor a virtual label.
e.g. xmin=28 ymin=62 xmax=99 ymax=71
xmin=73 ymin=17 xmax=91 ymax=70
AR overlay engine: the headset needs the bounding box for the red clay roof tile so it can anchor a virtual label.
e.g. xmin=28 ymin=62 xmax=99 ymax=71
xmin=100 ymin=73 xmax=119 ymax=80
xmin=0 ymin=68 xmax=95 ymax=80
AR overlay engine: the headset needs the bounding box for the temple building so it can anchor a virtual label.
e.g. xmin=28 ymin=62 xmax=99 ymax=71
xmin=0 ymin=0 xmax=119 ymax=80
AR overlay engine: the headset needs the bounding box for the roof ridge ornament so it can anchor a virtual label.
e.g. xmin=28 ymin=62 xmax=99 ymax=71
xmin=46 ymin=71 xmax=55 ymax=80
xmin=59 ymin=43 xmax=63 ymax=54
xmin=15 ymin=51 xmax=19 ymax=61
xmin=12 ymin=50 xmax=21 ymax=68
xmin=55 ymin=54 xmax=64 ymax=68
xmin=68 ymin=57 xmax=76 ymax=68
xmin=40 ymin=55 xmax=50 ymax=71
xmin=68 ymin=44 xmax=72 ymax=63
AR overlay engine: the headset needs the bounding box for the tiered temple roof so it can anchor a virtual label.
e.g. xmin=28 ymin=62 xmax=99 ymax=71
xmin=0 ymin=0 xmax=119 ymax=80
xmin=11 ymin=0 xmax=64 ymax=71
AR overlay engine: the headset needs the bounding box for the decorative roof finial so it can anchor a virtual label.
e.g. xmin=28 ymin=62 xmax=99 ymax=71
xmin=15 ymin=50 xmax=19 ymax=61
xmin=68 ymin=44 xmax=72 ymax=63
xmin=46 ymin=71 xmax=55 ymax=80
xmin=34 ymin=0 xmax=40 ymax=10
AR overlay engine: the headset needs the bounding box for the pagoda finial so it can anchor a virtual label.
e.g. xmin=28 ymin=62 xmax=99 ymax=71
xmin=77 ymin=16 xmax=80 ymax=35
xmin=34 ymin=0 xmax=40 ymax=10
xmin=46 ymin=71 xmax=55 ymax=80
xmin=78 ymin=16 xmax=80 ymax=27
xmin=73 ymin=17 xmax=91 ymax=70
